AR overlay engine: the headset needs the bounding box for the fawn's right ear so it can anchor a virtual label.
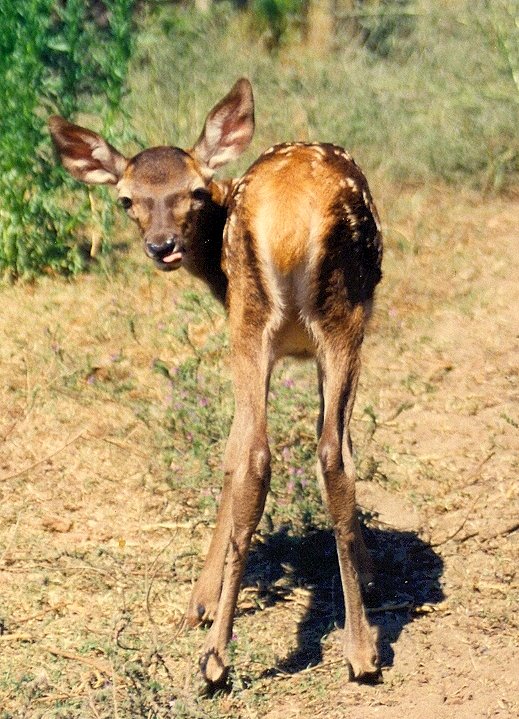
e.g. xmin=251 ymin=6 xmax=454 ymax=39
xmin=191 ymin=78 xmax=255 ymax=177
xmin=48 ymin=116 xmax=128 ymax=185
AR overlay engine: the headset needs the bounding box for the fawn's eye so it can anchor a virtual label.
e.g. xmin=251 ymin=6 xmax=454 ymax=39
xmin=119 ymin=197 xmax=132 ymax=210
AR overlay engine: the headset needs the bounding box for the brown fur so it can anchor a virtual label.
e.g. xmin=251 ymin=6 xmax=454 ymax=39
xmin=49 ymin=79 xmax=383 ymax=690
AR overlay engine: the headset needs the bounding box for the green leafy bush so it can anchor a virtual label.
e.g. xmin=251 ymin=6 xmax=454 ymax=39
xmin=0 ymin=0 xmax=134 ymax=279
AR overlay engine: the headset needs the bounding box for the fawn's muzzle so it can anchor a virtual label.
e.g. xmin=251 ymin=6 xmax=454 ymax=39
xmin=145 ymin=236 xmax=184 ymax=270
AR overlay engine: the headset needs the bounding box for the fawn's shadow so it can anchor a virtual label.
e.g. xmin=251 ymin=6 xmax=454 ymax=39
xmin=242 ymin=516 xmax=444 ymax=675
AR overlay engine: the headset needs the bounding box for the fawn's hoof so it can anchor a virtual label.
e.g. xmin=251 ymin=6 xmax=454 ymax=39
xmin=345 ymin=626 xmax=381 ymax=683
xmin=199 ymin=647 xmax=229 ymax=692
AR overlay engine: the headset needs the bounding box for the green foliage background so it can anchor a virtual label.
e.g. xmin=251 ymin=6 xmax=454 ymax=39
xmin=0 ymin=0 xmax=133 ymax=279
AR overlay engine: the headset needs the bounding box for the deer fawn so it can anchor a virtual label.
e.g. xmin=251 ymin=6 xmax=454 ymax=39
xmin=49 ymin=78 xmax=383 ymax=689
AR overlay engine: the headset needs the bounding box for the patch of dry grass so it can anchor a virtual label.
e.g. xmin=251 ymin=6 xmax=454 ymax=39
xmin=1 ymin=185 xmax=518 ymax=717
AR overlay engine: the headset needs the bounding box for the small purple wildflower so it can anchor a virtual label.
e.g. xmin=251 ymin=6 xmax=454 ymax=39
xmin=282 ymin=378 xmax=295 ymax=389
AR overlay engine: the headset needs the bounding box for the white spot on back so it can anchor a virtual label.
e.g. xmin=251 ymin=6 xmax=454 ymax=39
xmin=345 ymin=207 xmax=359 ymax=227
xmin=361 ymin=188 xmax=381 ymax=230
xmin=333 ymin=146 xmax=353 ymax=162
xmin=311 ymin=145 xmax=327 ymax=158
xmin=276 ymin=145 xmax=297 ymax=156
xmin=233 ymin=179 xmax=247 ymax=202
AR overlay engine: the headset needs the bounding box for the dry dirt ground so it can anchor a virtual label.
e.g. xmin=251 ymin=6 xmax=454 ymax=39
xmin=0 ymin=185 xmax=518 ymax=718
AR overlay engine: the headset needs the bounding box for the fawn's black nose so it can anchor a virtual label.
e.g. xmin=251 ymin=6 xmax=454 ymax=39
xmin=146 ymin=236 xmax=178 ymax=260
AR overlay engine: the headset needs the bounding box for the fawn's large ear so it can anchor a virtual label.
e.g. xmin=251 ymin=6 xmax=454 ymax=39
xmin=48 ymin=116 xmax=128 ymax=185
xmin=191 ymin=78 xmax=254 ymax=176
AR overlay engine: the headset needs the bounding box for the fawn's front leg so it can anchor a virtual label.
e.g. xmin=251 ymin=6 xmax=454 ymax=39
xmin=185 ymin=416 xmax=242 ymax=626
xmin=199 ymin=342 xmax=272 ymax=689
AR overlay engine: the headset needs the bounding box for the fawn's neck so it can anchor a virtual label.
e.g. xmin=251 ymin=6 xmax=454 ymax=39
xmin=188 ymin=179 xmax=236 ymax=306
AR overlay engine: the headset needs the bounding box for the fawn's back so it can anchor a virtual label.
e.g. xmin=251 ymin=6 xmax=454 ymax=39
xmin=223 ymin=142 xmax=383 ymax=359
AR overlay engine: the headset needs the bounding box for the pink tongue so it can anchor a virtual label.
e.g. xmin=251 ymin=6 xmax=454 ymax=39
xmin=162 ymin=251 xmax=183 ymax=263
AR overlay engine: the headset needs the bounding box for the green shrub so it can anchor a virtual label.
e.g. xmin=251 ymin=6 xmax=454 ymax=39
xmin=0 ymin=0 xmax=134 ymax=280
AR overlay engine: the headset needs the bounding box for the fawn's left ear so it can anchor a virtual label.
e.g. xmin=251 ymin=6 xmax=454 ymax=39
xmin=191 ymin=78 xmax=255 ymax=177
xmin=48 ymin=116 xmax=128 ymax=185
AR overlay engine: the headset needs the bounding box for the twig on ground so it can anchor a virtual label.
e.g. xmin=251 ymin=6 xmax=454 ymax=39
xmin=44 ymin=645 xmax=112 ymax=676
xmin=38 ymin=690 xmax=86 ymax=706
xmin=142 ymin=520 xmax=213 ymax=532
xmin=10 ymin=603 xmax=66 ymax=626
xmin=87 ymin=689 xmax=103 ymax=719
xmin=113 ymin=613 xmax=138 ymax=652
xmin=93 ymin=434 xmax=150 ymax=460
xmin=431 ymin=487 xmax=485 ymax=547
xmin=0 ymin=432 xmax=84 ymax=482
xmin=150 ymin=649 xmax=177 ymax=685
xmin=478 ymin=520 xmax=519 ymax=543
xmin=460 ymin=451 xmax=495 ymax=488
xmin=112 ymin=663 xmax=120 ymax=719
xmin=0 ymin=632 xmax=33 ymax=643
xmin=445 ymin=517 xmax=518 ymax=546
xmin=144 ymin=533 xmax=181 ymax=644
xmin=258 ymin=657 xmax=347 ymax=686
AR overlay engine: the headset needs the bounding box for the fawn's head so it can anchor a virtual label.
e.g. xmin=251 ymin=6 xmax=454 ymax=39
xmin=49 ymin=79 xmax=254 ymax=272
